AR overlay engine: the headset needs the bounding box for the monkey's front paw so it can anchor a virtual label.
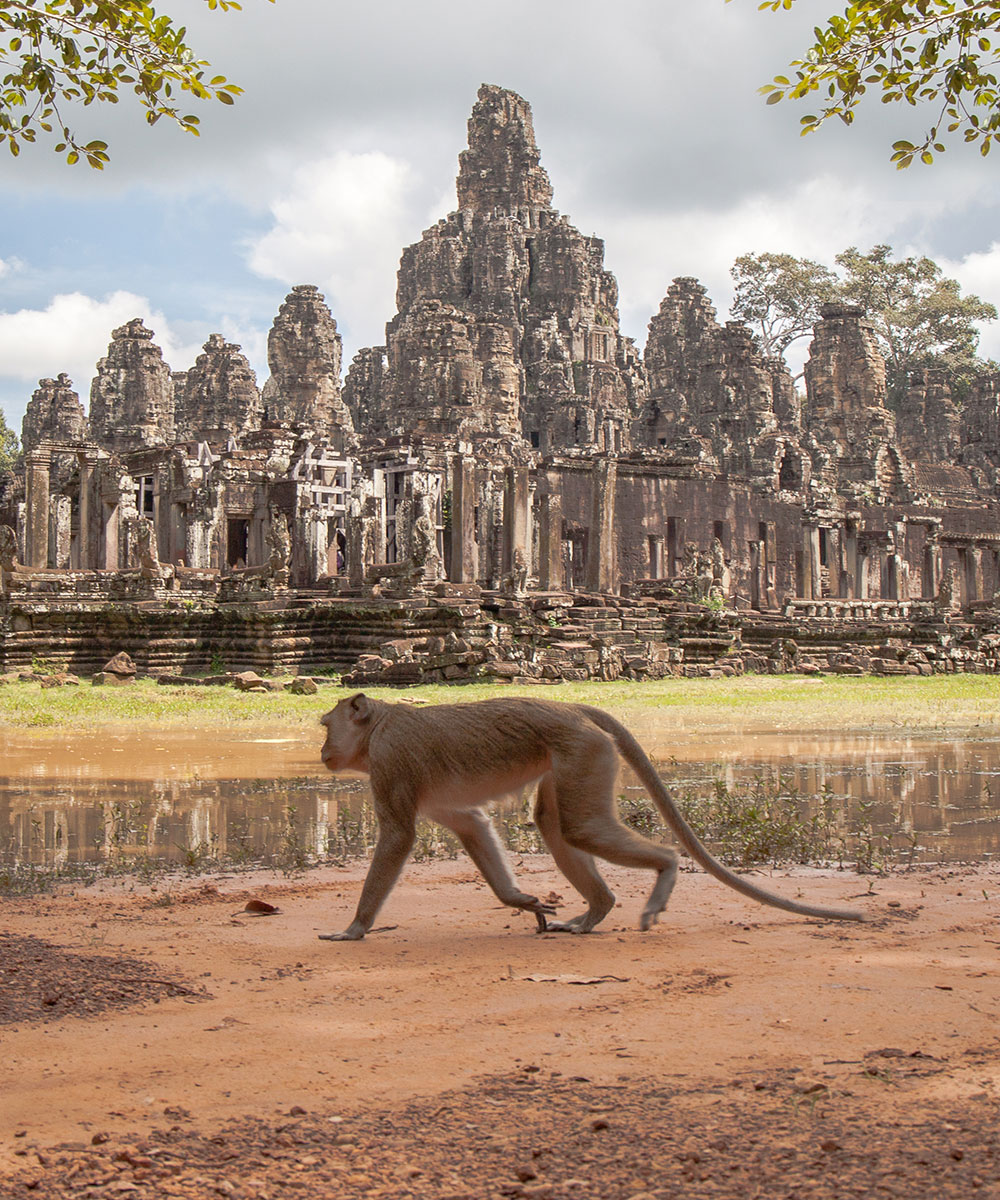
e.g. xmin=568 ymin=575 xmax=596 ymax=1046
xmin=318 ymin=929 xmax=364 ymax=942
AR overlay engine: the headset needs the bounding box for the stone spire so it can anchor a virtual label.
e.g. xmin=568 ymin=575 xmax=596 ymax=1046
xmin=21 ymin=373 xmax=88 ymax=452
xmin=351 ymin=83 xmax=640 ymax=451
xmin=261 ymin=285 xmax=353 ymax=436
xmin=898 ymin=366 xmax=961 ymax=461
xmin=174 ymin=334 xmax=262 ymax=442
xmin=641 ymin=278 xmax=789 ymax=471
xmin=804 ymin=304 xmax=895 ymax=446
xmin=89 ymin=318 xmax=175 ymax=450
xmin=456 ymin=84 xmax=554 ymax=214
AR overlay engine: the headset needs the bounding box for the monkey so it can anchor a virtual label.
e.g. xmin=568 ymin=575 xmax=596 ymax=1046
xmin=317 ymin=693 xmax=865 ymax=941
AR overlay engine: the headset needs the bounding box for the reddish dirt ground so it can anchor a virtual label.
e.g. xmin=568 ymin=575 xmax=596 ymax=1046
xmin=2 ymin=857 xmax=999 ymax=1198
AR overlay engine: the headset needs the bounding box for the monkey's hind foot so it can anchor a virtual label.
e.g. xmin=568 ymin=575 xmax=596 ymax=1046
xmin=538 ymin=915 xmax=592 ymax=934
xmin=318 ymin=925 xmax=366 ymax=942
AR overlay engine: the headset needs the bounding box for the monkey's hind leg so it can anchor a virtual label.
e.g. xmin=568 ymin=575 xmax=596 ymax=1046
xmin=435 ymin=807 xmax=557 ymax=931
xmin=533 ymin=776 xmax=616 ymax=933
xmin=552 ymin=746 xmax=679 ymax=932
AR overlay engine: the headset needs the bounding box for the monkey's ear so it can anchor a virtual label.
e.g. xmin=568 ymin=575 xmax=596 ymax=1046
xmin=347 ymin=693 xmax=373 ymax=724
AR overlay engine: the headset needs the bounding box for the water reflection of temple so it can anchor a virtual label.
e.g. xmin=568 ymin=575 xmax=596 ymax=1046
xmin=3 ymin=734 xmax=998 ymax=869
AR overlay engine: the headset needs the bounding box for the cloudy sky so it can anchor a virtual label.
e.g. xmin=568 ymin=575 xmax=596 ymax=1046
xmin=2 ymin=0 xmax=1000 ymax=433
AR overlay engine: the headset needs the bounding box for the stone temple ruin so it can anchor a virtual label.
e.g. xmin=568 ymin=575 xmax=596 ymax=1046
xmin=3 ymin=83 xmax=1000 ymax=683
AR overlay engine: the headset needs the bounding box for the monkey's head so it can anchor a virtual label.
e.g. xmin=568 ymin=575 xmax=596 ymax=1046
xmin=319 ymin=692 xmax=375 ymax=772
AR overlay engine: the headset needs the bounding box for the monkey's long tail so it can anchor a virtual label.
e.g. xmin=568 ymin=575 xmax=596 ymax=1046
xmin=584 ymin=708 xmax=866 ymax=923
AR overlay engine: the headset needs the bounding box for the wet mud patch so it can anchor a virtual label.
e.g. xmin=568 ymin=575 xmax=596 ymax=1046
xmin=7 ymin=1074 xmax=1000 ymax=1199
xmin=0 ymin=933 xmax=210 ymax=1026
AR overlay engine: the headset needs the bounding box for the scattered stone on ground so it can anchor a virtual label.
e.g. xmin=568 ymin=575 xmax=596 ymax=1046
xmin=0 ymin=933 xmax=209 ymax=1026
xmin=6 ymin=1074 xmax=999 ymax=1199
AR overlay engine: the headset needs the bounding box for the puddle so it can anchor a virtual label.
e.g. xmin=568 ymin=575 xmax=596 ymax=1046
xmin=1 ymin=727 xmax=998 ymax=869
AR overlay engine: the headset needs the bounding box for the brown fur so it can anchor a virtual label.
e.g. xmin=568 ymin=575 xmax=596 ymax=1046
xmin=317 ymin=693 xmax=864 ymax=940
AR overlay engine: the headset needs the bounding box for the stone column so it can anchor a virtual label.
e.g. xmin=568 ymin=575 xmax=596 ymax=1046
xmin=825 ymin=528 xmax=842 ymax=598
xmin=586 ymin=458 xmax=617 ymax=594
xmin=537 ymin=492 xmax=563 ymax=591
xmin=53 ymin=495 xmax=72 ymax=568
xmin=888 ymin=553 xmax=903 ymax=601
xmin=357 ymin=495 xmax=385 ymax=582
xmin=501 ymin=465 xmax=530 ymax=580
xmin=449 ymin=456 xmax=478 ymax=584
xmin=78 ymin=453 xmax=92 ymax=569
xmin=924 ymin=536 xmax=942 ymax=599
xmin=25 ymin=451 xmax=51 ymax=568
xmin=969 ymin=546 xmax=983 ymax=603
xmin=749 ymin=541 xmax=763 ymax=610
xmin=857 ymin=548 xmax=870 ymax=599
xmin=347 ymin=506 xmax=365 ymax=589
xmin=104 ymin=502 xmax=121 ymax=570
xmin=803 ymin=526 xmax=821 ymax=601
xmin=761 ymin=521 xmax=777 ymax=609
xmin=844 ymin=524 xmax=859 ymax=599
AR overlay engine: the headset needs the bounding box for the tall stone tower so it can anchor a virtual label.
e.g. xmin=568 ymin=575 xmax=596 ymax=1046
xmin=174 ymin=334 xmax=262 ymax=443
xmin=89 ymin=319 xmax=175 ymax=451
xmin=642 ymin=278 xmax=794 ymax=474
xmin=804 ymin=304 xmax=903 ymax=499
xmin=345 ymin=83 xmax=643 ymax=453
xmin=262 ymin=285 xmax=353 ymax=438
xmin=21 ymin=374 xmax=88 ymax=452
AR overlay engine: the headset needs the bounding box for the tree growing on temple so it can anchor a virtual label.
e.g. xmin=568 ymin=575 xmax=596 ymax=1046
xmin=836 ymin=244 xmax=997 ymax=398
xmin=0 ymin=408 xmax=19 ymax=473
xmin=730 ymin=252 xmax=840 ymax=358
xmin=0 ymin=0 xmax=271 ymax=168
xmin=754 ymin=0 xmax=1000 ymax=166
xmin=731 ymin=245 xmax=997 ymax=401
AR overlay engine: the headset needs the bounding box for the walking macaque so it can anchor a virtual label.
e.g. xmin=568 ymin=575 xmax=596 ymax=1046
xmin=317 ymin=694 xmax=864 ymax=940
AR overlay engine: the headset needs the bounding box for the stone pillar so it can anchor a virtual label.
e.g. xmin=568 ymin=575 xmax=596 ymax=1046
xmin=969 ymin=546 xmax=983 ymax=603
xmin=761 ymin=521 xmax=777 ymax=609
xmin=25 ymin=451 xmax=51 ymax=568
xmin=888 ymin=553 xmax=903 ymax=601
xmin=53 ymin=495 xmax=72 ymax=568
xmin=924 ymin=537 xmax=942 ymax=599
xmin=586 ymin=458 xmax=617 ymax=593
xmin=364 ymin=495 xmax=385 ymax=573
xmin=844 ymin=524 xmax=859 ymax=599
xmin=450 ymin=456 xmax=478 ymax=584
xmin=824 ymin=528 xmax=842 ymax=599
xmin=502 ymin=465 xmax=530 ymax=580
xmin=104 ymin=502 xmax=121 ymax=570
xmin=538 ymin=492 xmax=563 ymax=591
xmin=347 ymin=506 xmax=365 ymax=589
xmin=803 ymin=527 xmax=821 ymax=601
xmin=78 ymin=454 xmax=92 ymax=569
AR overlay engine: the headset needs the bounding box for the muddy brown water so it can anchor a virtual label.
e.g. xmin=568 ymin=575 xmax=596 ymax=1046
xmin=2 ymin=725 xmax=999 ymax=870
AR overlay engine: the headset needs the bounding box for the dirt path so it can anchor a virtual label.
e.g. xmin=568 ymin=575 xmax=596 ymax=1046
xmin=2 ymin=858 xmax=999 ymax=1197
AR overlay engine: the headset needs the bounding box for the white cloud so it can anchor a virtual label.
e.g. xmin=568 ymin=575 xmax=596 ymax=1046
xmin=247 ymin=150 xmax=421 ymax=356
xmin=0 ymin=292 xmax=217 ymax=416
xmin=599 ymin=174 xmax=963 ymax=348
xmin=942 ymin=243 xmax=1000 ymax=362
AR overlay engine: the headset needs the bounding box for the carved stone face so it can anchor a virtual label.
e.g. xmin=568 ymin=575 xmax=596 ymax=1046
xmin=0 ymin=525 xmax=17 ymax=569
